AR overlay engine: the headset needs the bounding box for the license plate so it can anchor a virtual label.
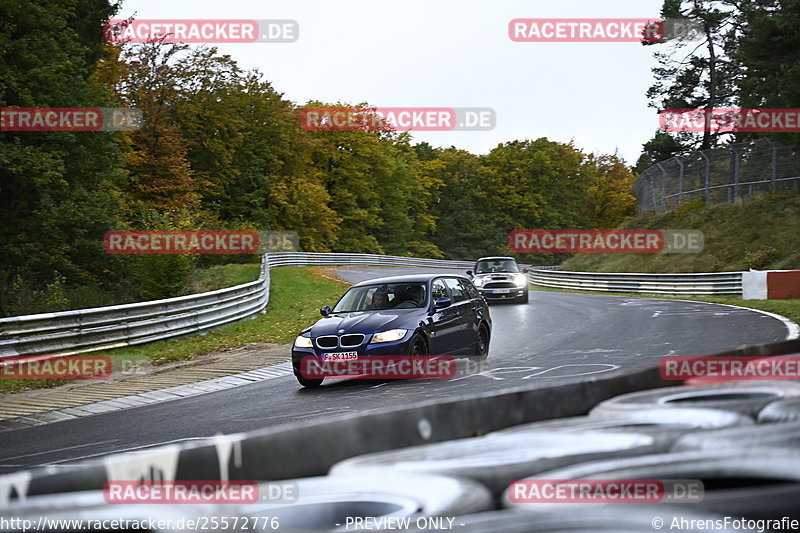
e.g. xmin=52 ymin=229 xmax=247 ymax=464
xmin=491 ymin=289 xmax=511 ymax=294
xmin=325 ymin=352 xmax=358 ymax=361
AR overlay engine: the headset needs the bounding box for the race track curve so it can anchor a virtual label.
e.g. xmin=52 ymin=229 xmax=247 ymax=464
xmin=0 ymin=266 xmax=792 ymax=474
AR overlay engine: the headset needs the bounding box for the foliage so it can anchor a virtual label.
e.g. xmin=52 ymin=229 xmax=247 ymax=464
xmin=10 ymin=0 xmax=799 ymax=315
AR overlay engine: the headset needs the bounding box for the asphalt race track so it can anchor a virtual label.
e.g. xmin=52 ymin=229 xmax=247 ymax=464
xmin=0 ymin=267 xmax=792 ymax=474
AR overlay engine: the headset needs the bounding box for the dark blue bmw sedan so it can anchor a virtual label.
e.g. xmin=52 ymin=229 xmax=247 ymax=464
xmin=291 ymin=273 xmax=491 ymax=387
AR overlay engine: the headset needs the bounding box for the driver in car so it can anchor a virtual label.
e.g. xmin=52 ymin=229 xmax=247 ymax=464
xmin=393 ymin=285 xmax=425 ymax=308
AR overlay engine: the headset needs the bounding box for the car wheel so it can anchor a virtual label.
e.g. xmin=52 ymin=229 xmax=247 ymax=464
xmin=517 ymin=291 xmax=529 ymax=304
xmin=410 ymin=334 xmax=428 ymax=356
xmin=295 ymin=373 xmax=323 ymax=388
xmin=470 ymin=324 xmax=490 ymax=362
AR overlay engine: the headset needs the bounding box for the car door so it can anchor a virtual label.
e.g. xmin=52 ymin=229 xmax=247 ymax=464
xmin=427 ymin=278 xmax=462 ymax=354
xmin=457 ymin=277 xmax=481 ymax=346
xmin=443 ymin=277 xmax=474 ymax=354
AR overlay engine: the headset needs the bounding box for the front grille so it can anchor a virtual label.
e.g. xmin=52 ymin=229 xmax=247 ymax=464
xmin=484 ymin=282 xmax=516 ymax=289
xmin=340 ymin=334 xmax=365 ymax=348
xmin=316 ymin=336 xmax=338 ymax=349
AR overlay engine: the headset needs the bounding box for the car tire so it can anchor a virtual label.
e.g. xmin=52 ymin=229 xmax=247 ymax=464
xmin=590 ymin=381 xmax=800 ymax=417
xmin=517 ymin=291 xmax=529 ymax=304
xmin=330 ymin=430 xmax=660 ymax=496
xmin=671 ymin=420 xmax=800 ymax=452
xmin=469 ymin=324 xmax=490 ymax=362
xmin=491 ymin=408 xmax=752 ymax=451
xmin=502 ymin=448 xmax=800 ymax=520
xmin=230 ymin=474 xmax=492 ymax=530
xmin=409 ymin=333 xmax=428 ymax=356
xmin=758 ymin=398 xmax=800 ymax=422
xmin=3 ymin=474 xmax=492 ymax=532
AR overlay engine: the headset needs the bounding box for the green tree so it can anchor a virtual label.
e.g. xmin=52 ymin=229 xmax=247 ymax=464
xmin=585 ymin=154 xmax=638 ymax=228
xmin=426 ymin=147 xmax=506 ymax=260
xmin=736 ymin=0 xmax=800 ymax=146
xmin=644 ymin=0 xmax=742 ymax=152
xmin=0 ymin=0 xmax=126 ymax=316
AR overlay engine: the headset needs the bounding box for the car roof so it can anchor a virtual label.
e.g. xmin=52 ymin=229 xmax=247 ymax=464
xmin=351 ymin=273 xmax=470 ymax=287
xmin=475 ymin=256 xmax=516 ymax=261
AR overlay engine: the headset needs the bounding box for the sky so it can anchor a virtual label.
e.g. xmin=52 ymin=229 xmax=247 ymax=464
xmin=116 ymin=0 xmax=666 ymax=165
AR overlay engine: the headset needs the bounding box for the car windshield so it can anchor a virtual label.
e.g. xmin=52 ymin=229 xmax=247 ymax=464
xmin=475 ymin=260 xmax=520 ymax=274
xmin=332 ymin=282 xmax=428 ymax=312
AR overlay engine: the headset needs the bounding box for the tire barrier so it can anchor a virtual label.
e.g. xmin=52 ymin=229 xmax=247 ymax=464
xmin=6 ymin=339 xmax=800 ymax=530
xmin=224 ymin=474 xmax=492 ymax=532
xmin=671 ymin=420 xmax=800 ymax=452
xmin=329 ymin=431 xmax=660 ymax=496
xmin=502 ymin=448 xmax=800 ymax=520
xmin=590 ymin=381 xmax=800 ymax=417
xmin=397 ymin=507 xmax=758 ymax=533
xmin=0 ymin=365 xmax=669 ymax=500
xmin=1 ymin=474 xmax=491 ymax=533
xmin=490 ymin=408 xmax=753 ymax=451
xmin=0 ymin=490 xmax=194 ymax=531
xmin=758 ymin=397 xmax=800 ymax=422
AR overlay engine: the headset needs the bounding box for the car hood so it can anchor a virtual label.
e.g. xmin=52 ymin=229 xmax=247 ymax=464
xmin=308 ymin=310 xmax=423 ymax=337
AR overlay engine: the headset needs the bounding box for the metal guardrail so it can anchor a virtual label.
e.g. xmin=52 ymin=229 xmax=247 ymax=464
xmin=2 ymin=250 xmax=742 ymax=358
xmin=0 ymin=253 xmax=557 ymax=358
xmin=265 ymin=252 xmax=560 ymax=271
xmin=528 ymin=269 xmax=743 ymax=296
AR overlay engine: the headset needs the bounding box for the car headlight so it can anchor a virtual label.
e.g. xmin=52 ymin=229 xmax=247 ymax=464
xmin=370 ymin=329 xmax=408 ymax=343
xmin=513 ymin=273 xmax=528 ymax=287
xmin=294 ymin=335 xmax=313 ymax=348
xmin=473 ymin=277 xmax=484 ymax=286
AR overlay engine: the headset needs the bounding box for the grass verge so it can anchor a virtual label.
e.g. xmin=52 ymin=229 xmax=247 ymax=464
xmin=0 ymin=267 xmax=348 ymax=394
xmin=560 ymin=193 xmax=800 ymax=273
xmin=182 ymin=263 xmax=262 ymax=294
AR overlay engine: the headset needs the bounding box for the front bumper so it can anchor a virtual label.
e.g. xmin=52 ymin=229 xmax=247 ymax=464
xmin=478 ymin=287 xmax=527 ymax=300
xmin=291 ymin=334 xmax=414 ymax=374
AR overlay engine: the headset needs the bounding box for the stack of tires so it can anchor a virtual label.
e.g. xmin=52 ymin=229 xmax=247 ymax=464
xmin=322 ymin=380 xmax=800 ymax=532
xmin=6 ymin=381 xmax=800 ymax=532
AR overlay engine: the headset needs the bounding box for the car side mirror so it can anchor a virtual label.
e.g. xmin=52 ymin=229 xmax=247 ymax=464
xmin=320 ymin=305 xmax=332 ymax=317
xmin=522 ymin=267 xmax=530 ymax=273
xmin=466 ymin=270 xmax=473 ymax=276
xmin=433 ymin=297 xmax=452 ymax=310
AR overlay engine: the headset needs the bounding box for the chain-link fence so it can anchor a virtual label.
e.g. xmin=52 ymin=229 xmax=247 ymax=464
xmin=634 ymin=139 xmax=800 ymax=213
